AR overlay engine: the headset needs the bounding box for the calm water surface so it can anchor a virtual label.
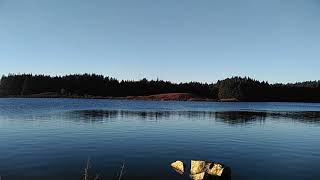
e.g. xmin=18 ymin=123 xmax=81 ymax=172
xmin=0 ymin=98 xmax=320 ymax=180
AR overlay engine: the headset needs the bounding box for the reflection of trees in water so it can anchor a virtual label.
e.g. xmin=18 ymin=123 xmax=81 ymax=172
xmin=119 ymin=111 xmax=171 ymax=119
xmin=215 ymin=111 xmax=267 ymax=125
xmin=67 ymin=110 xmax=119 ymax=122
xmin=66 ymin=110 xmax=320 ymax=125
xmin=269 ymin=111 xmax=320 ymax=124
xmin=215 ymin=111 xmax=320 ymax=125
xmin=67 ymin=110 xmax=217 ymax=122
xmin=118 ymin=110 xmax=216 ymax=120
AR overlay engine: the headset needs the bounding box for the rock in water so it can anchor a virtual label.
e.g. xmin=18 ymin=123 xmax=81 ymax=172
xmin=190 ymin=160 xmax=206 ymax=175
xmin=170 ymin=160 xmax=184 ymax=174
xmin=206 ymin=162 xmax=224 ymax=176
xmin=170 ymin=160 xmax=230 ymax=180
xmin=190 ymin=172 xmax=205 ymax=180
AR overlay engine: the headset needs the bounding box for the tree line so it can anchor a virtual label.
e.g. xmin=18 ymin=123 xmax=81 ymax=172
xmin=215 ymin=77 xmax=320 ymax=102
xmin=0 ymin=74 xmax=215 ymax=98
xmin=0 ymin=74 xmax=319 ymax=102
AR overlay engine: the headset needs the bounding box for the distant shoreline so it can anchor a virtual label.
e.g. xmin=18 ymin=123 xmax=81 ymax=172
xmin=0 ymin=92 xmax=218 ymax=102
xmin=2 ymin=93 xmax=320 ymax=103
xmin=1 ymin=74 xmax=320 ymax=103
xmin=2 ymin=95 xmax=320 ymax=103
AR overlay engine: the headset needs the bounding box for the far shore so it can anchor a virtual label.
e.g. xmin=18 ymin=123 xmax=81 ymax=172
xmin=0 ymin=92 xmax=220 ymax=102
xmin=3 ymin=93 xmax=319 ymax=103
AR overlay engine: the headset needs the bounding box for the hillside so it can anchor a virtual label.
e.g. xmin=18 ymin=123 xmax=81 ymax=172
xmin=124 ymin=93 xmax=213 ymax=101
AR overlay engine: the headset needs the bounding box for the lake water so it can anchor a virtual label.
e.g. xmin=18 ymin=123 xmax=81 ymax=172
xmin=0 ymin=98 xmax=320 ymax=180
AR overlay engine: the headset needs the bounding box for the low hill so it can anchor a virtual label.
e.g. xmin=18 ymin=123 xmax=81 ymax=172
xmin=124 ymin=93 xmax=212 ymax=101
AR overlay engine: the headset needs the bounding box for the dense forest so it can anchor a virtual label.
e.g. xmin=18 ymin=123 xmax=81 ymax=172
xmin=0 ymin=74 xmax=215 ymax=98
xmin=216 ymin=77 xmax=320 ymax=102
xmin=0 ymin=74 xmax=319 ymax=102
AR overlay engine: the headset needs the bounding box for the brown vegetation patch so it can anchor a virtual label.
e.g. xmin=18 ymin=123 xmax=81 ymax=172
xmin=125 ymin=93 xmax=210 ymax=101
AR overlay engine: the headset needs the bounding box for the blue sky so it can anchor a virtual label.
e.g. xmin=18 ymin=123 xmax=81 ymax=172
xmin=0 ymin=0 xmax=319 ymax=83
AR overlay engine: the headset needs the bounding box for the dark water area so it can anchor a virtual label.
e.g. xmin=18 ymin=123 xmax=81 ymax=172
xmin=0 ymin=98 xmax=320 ymax=180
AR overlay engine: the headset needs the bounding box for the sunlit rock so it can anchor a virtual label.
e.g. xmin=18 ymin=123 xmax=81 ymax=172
xmin=206 ymin=162 xmax=224 ymax=176
xmin=190 ymin=172 xmax=205 ymax=180
xmin=170 ymin=160 xmax=184 ymax=174
xmin=170 ymin=160 xmax=230 ymax=180
xmin=190 ymin=160 xmax=206 ymax=175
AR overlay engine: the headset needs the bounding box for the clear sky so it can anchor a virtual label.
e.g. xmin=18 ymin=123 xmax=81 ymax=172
xmin=0 ymin=0 xmax=319 ymax=83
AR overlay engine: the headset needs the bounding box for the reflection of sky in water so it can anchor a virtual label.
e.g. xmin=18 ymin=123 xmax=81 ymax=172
xmin=0 ymin=99 xmax=320 ymax=180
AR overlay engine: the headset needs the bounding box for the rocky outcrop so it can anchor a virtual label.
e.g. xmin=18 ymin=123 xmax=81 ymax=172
xmin=171 ymin=160 xmax=231 ymax=180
